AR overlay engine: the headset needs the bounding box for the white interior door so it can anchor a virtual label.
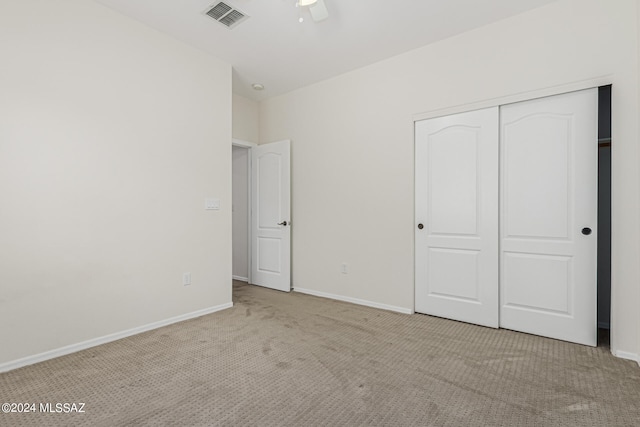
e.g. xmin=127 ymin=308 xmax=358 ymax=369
xmin=251 ymin=140 xmax=291 ymax=292
xmin=500 ymin=89 xmax=598 ymax=346
xmin=415 ymin=107 xmax=499 ymax=328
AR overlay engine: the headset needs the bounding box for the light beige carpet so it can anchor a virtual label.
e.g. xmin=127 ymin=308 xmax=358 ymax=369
xmin=2 ymin=281 xmax=640 ymax=426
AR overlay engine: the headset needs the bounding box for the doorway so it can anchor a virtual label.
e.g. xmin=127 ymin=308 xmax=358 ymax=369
xmin=232 ymin=144 xmax=251 ymax=283
xmin=231 ymin=139 xmax=292 ymax=292
xmin=597 ymin=85 xmax=612 ymax=347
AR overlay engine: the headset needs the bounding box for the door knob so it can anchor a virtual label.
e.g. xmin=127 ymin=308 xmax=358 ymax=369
xmin=581 ymin=227 xmax=592 ymax=236
xmin=278 ymin=221 xmax=288 ymax=226
xmin=417 ymin=223 xmax=424 ymax=230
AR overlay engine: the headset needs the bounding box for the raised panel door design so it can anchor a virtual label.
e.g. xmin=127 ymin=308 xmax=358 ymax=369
xmin=502 ymin=253 xmax=572 ymax=315
xmin=415 ymin=107 xmax=499 ymax=328
xmin=428 ymin=248 xmax=480 ymax=303
xmin=257 ymin=153 xmax=282 ymax=230
xmin=257 ymin=237 xmax=282 ymax=274
xmin=428 ymin=127 xmax=478 ymax=236
xmin=503 ymin=114 xmax=571 ymax=239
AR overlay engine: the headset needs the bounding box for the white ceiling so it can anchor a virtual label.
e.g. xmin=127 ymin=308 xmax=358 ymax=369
xmin=95 ymin=0 xmax=558 ymax=101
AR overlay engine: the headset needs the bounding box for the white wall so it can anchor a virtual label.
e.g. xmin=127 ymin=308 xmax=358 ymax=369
xmin=0 ymin=0 xmax=232 ymax=367
xmin=232 ymin=146 xmax=249 ymax=280
xmin=260 ymin=0 xmax=640 ymax=358
xmin=233 ymin=94 xmax=259 ymax=143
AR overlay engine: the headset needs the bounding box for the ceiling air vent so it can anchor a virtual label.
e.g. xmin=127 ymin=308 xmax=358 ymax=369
xmin=205 ymin=2 xmax=248 ymax=29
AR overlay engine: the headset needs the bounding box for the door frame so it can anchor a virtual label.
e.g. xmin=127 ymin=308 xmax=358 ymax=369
xmin=232 ymin=138 xmax=257 ymax=284
xmin=231 ymin=138 xmax=292 ymax=289
xmin=413 ymin=76 xmax=612 ymax=345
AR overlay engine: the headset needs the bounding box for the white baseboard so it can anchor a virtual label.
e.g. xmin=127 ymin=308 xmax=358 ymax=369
xmin=293 ymin=287 xmax=413 ymax=315
xmin=0 ymin=302 xmax=233 ymax=373
xmin=612 ymin=349 xmax=639 ymax=366
xmin=232 ymin=275 xmax=249 ymax=282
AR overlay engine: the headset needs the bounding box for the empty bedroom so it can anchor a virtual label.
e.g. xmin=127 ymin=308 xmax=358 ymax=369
xmin=1 ymin=0 xmax=640 ymax=425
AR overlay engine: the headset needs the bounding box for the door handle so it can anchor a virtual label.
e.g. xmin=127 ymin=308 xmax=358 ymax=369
xmin=417 ymin=223 xmax=424 ymax=230
xmin=278 ymin=221 xmax=288 ymax=226
xmin=581 ymin=227 xmax=592 ymax=236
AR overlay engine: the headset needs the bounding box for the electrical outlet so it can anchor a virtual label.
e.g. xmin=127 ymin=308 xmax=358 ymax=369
xmin=183 ymin=272 xmax=191 ymax=286
xmin=341 ymin=263 xmax=348 ymax=274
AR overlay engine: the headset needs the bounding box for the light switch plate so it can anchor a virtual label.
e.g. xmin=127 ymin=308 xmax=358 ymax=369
xmin=205 ymin=198 xmax=220 ymax=210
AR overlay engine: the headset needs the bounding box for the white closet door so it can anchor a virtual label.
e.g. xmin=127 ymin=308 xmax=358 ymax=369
xmin=415 ymin=107 xmax=499 ymax=328
xmin=500 ymin=89 xmax=598 ymax=346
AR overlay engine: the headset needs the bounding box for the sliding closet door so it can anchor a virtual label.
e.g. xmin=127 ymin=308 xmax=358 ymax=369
xmin=415 ymin=108 xmax=499 ymax=328
xmin=500 ymin=89 xmax=598 ymax=346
